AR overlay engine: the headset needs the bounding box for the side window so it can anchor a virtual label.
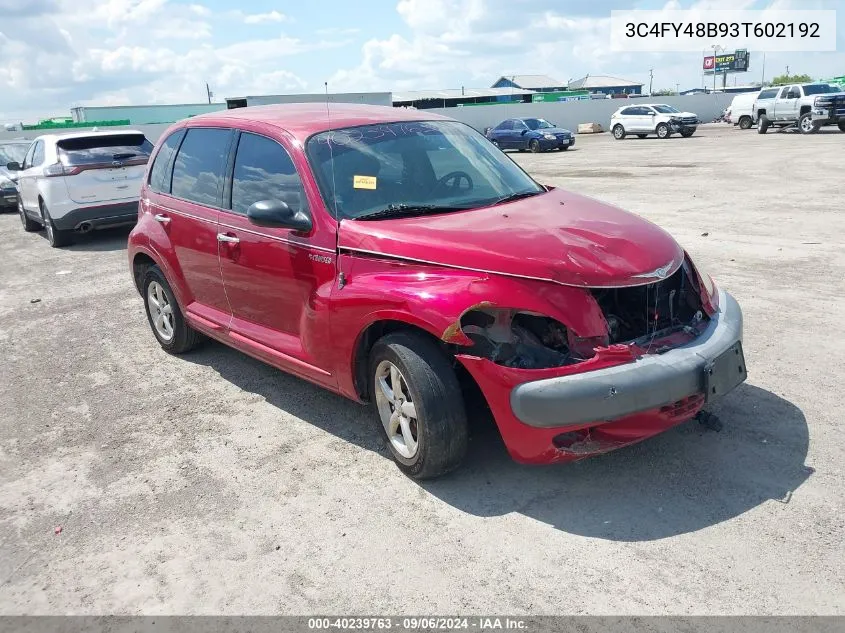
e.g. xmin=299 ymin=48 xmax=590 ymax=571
xmin=496 ymin=121 xmax=512 ymax=131
xmin=513 ymin=120 xmax=527 ymax=130
xmin=32 ymin=141 xmax=45 ymax=166
xmin=170 ymin=128 xmax=232 ymax=207
xmin=22 ymin=143 xmax=36 ymax=169
xmin=779 ymin=87 xmax=790 ymax=98
xmin=230 ymin=132 xmax=307 ymax=216
xmin=148 ymin=130 xmax=185 ymax=194
xmin=620 ymin=107 xmax=635 ymax=115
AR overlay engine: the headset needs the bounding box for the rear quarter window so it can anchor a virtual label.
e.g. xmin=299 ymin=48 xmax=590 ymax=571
xmin=57 ymin=134 xmax=153 ymax=166
xmin=148 ymin=130 xmax=185 ymax=194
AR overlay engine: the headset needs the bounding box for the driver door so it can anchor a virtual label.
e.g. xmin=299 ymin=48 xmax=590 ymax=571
xmin=774 ymin=86 xmax=797 ymax=121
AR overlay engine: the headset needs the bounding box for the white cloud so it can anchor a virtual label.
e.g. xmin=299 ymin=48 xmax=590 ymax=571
xmin=243 ymin=10 xmax=286 ymax=24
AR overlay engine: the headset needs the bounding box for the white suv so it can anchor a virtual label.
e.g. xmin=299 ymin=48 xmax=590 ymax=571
xmin=610 ymin=103 xmax=699 ymax=140
xmin=9 ymin=130 xmax=153 ymax=247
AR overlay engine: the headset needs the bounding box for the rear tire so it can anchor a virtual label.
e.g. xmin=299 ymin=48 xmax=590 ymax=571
xmin=656 ymin=123 xmax=670 ymax=139
xmin=368 ymin=331 xmax=468 ymax=480
xmin=612 ymin=124 xmax=626 ymax=140
xmin=738 ymin=116 xmax=752 ymax=130
xmin=757 ymin=115 xmax=769 ymax=134
xmin=19 ymin=197 xmax=40 ymax=232
xmin=40 ymin=200 xmax=72 ymax=247
xmin=142 ymin=265 xmax=203 ymax=354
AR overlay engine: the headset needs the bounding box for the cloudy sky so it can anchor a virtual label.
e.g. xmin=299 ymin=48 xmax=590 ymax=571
xmin=1 ymin=0 xmax=843 ymax=123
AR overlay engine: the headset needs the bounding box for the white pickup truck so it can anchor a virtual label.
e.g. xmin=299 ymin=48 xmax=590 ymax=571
xmin=755 ymin=83 xmax=845 ymax=134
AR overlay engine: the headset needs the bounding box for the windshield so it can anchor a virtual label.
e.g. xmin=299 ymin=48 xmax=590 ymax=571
xmin=0 ymin=143 xmax=30 ymax=164
xmin=524 ymin=118 xmax=554 ymax=130
xmin=804 ymin=84 xmax=840 ymax=95
xmin=651 ymin=105 xmax=680 ymax=113
xmin=306 ymin=120 xmax=544 ymax=220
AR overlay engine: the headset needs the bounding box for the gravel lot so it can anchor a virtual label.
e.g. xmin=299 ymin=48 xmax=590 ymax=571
xmin=0 ymin=124 xmax=842 ymax=615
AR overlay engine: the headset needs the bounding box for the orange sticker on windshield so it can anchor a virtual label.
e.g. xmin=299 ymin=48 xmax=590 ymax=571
xmin=353 ymin=175 xmax=377 ymax=190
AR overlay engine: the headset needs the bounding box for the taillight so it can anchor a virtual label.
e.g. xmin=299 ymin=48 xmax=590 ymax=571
xmin=43 ymin=163 xmax=82 ymax=177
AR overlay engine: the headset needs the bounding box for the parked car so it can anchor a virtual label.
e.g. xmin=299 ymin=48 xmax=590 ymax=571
xmin=7 ymin=130 xmax=153 ymax=246
xmin=485 ymin=117 xmax=575 ymax=152
xmin=611 ymin=104 xmax=699 ymax=139
xmin=0 ymin=139 xmax=31 ymax=211
xmin=754 ymin=83 xmax=845 ymax=134
xmin=129 ymin=104 xmax=745 ymax=479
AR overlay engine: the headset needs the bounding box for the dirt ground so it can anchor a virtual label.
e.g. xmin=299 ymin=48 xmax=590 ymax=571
xmin=0 ymin=124 xmax=842 ymax=615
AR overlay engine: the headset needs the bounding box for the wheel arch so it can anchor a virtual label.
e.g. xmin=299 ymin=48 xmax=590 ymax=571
xmin=132 ymin=252 xmax=158 ymax=294
xmin=799 ymin=104 xmax=812 ymax=116
xmin=351 ymin=318 xmax=451 ymax=401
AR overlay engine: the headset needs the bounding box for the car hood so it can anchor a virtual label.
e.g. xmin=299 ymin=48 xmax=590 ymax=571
xmin=539 ymin=127 xmax=573 ymax=135
xmin=671 ymin=111 xmax=698 ymax=118
xmin=338 ymin=188 xmax=684 ymax=288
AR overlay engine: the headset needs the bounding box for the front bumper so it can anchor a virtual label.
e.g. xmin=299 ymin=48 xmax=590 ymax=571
xmin=811 ymin=106 xmax=845 ymax=123
xmin=512 ymin=289 xmax=743 ymax=427
xmin=458 ymin=289 xmax=745 ymax=464
xmin=1 ymin=191 xmax=16 ymax=208
xmin=539 ymin=136 xmax=575 ymax=150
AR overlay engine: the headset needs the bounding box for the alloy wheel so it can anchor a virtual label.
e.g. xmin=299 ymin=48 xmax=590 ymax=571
xmin=147 ymin=280 xmax=175 ymax=342
xmin=374 ymin=360 xmax=419 ymax=459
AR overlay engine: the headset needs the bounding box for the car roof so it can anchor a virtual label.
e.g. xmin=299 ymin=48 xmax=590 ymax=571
xmin=183 ymin=103 xmax=453 ymax=143
xmin=32 ymin=129 xmax=147 ymax=144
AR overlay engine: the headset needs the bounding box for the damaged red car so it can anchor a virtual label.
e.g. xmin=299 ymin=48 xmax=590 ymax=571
xmin=128 ymin=104 xmax=746 ymax=479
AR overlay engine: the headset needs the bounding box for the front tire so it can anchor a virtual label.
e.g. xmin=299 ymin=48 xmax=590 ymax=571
xmin=757 ymin=115 xmax=769 ymax=134
xmin=612 ymin=124 xmax=626 ymax=140
xmin=40 ymin=200 xmax=72 ymax=247
xmin=656 ymin=123 xmax=670 ymax=139
xmin=680 ymin=129 xmax=695 ymax=138
xmin=838 ymin=121 xmax=845 ymax=132
xmin=799 ymin=113 xmax=819 ymax=134
xmin=529 ymin=139 xmax=541 ymax=153
xmin=19 ymin=197 xmax=40 ymax=232
xmin=368 ymin=331 xmax=468 ymax=480
xmin=142 ymin=265 xmax=203 ymax=354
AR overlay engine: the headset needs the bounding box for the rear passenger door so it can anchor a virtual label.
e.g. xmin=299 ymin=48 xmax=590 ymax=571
xmin=148 ymin=126 xmax=234 ymax=326
xmin=216 ymin=130 xmax=334 ymax=383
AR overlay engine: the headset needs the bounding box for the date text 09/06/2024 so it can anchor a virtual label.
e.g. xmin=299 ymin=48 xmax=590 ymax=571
xmin=307 ymin=617 xmax=527 ymax=630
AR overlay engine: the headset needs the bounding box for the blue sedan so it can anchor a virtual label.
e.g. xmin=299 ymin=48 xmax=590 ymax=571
xmin=485 ymin=118 xmax=575 ymax=152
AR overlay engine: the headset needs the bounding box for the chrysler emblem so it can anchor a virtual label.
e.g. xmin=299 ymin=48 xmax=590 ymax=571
xmin=633 ymin=262 xmax=673 ymax=280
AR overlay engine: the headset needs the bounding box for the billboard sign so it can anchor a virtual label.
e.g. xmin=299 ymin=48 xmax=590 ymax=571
xmin=703 ymin=49 xmax=749 ymax=73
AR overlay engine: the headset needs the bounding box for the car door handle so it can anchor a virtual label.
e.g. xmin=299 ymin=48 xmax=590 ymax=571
xmin=217 ymin=233 xmax=239 ymax=244
xmin=154 ymin=214 xmax=170 ymax=224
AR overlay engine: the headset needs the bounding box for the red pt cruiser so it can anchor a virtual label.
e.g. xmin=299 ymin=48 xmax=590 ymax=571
xmin=128 ymin=104 xmax=746 ymax=479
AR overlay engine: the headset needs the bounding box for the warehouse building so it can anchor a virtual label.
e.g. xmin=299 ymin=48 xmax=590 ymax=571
xmin=391 ymin=88 xmax=534 ymax=109
xmin=491 ymin=74 xmax=568 ymax=93
xmin=225 ymin=92 xmax=392 ymax=109
xmin=568 ymin=75 xmax=644 ymax=96
xmin=71 ymin=103 xmax=226 ymax=124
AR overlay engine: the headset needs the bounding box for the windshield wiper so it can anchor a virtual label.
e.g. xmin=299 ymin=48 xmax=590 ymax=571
xmin=354 ymin=203 xmax=464 ymax=221
xmin=492 ymin=191 xmax=543 ymax=206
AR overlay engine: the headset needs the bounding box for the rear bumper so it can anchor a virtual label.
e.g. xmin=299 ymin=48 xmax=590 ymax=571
xmin=52 ymin=202 xmax=139 ymax=231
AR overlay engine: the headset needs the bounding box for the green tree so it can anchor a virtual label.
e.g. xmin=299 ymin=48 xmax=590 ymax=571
xmin=771 ymin=73 xmax=813 ymax=85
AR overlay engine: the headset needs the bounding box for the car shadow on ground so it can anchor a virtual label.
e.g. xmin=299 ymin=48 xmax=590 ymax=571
xmin=63 ymin=226 xmax=131 ymax=252
xmin=184 ymin=343 xmax=811 ymax=541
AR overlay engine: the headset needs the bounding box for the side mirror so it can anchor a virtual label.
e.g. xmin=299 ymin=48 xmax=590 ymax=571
xmin=246 ymin=200 xmax=312 ymax=232
xmin=520 ymin=129 xmax=528 ymax=135
xmin=6 ymin=162 xmax=21 ymax=171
